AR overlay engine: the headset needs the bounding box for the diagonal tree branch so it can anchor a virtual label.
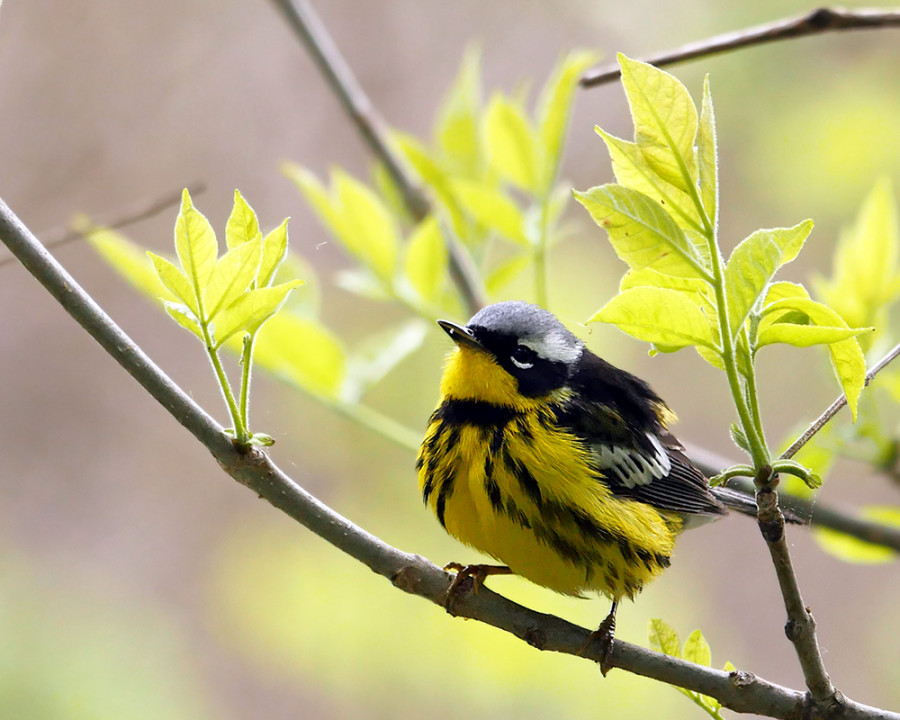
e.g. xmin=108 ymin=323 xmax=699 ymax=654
xmin=267 ymin=0 xmax=485 ymax=316
xmin=0 ymin=182 xmax=205 ymax=270
xmin=581 ymin=7 xmax=900 ymax=87
xmin=5 ymin=195 xmax=899 ymax=720
xmin=781 ymin=340 xmax=900 ymax=460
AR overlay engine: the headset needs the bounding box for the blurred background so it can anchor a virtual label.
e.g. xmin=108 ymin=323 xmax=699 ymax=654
xmin=1 ymin=1 xmax=899 ymax=718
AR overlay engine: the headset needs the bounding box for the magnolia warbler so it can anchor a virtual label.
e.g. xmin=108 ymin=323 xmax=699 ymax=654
xmin=417 ymin=301 xmax=759 ymax=666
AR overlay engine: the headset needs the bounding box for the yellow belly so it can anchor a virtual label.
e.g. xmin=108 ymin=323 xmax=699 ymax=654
xmin=419 ymin=410 xmax=679 ymax=600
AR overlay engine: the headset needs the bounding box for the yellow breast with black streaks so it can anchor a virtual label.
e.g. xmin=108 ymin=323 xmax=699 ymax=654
xmin=417 ymin=346 xmax=677 ymax=600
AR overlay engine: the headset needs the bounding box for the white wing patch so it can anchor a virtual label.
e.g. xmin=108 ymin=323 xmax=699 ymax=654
xmin=592 ymin=432 xmax=671 ymax=488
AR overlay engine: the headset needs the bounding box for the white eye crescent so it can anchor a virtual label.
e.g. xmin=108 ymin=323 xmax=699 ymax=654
xmin=510 ymin=345 xmax=536 ymax=370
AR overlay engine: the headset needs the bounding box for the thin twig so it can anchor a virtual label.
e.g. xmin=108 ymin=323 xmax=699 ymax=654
xmin=687 ymin=444 xmax=900 ymax=551
xmin=581 ymin=7 xmax=900 ymax=87
xmin=0 ymin=182 xmax=205 ymax=269
xmin=5 ymin=196 xmax=899 ymax=720
xmin=782 ymin=340 xmax=900 ymax=460
xmin=267 ymin=0 xmax=485 ymax=316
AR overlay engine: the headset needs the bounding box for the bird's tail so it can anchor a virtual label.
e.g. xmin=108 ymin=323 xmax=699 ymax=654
xmin=711 ymin=485 xmax=807 ymax=525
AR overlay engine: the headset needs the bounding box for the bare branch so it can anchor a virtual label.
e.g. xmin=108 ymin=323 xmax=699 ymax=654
xmin=581 ymin=7 xmax=900 ymax=87
xmin=782 ymin=340 xmax=900 ymax=460
xmin=6 ymin=196 xmax=898 ymax=720
xmin=0 ymin=182 xmax=205 ymax=269
xmin=754 ymin=465 xmax=836 ymax=708
xmin=267 ymin=0 xmax=485 ymax=316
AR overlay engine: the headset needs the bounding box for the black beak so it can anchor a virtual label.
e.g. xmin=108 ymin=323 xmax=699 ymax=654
xmin=437 ymin=319 xmax=486 ymax=351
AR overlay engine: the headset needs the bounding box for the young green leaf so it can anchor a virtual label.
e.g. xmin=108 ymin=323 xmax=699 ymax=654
xmin=725 ymin=220 xmax=814 ymax=338
xmin=85 ymin=226 xmax=173 ymax=302
xmin=162 ymin=301 xmax=203 ymax=340
xmin=485 ymin=93 xmax=540 ymax=193
xmin=648 ymin=618 xmax=681 ymax=658
xmin=575 ymin=184 xmax=710 ymax=279
xmin=596 ymin=129 xmax=705 ymax=235
xmin=404 ymin=216 xmax=448 ymax=305
xmin=589 ymin=286 xmax=719 ymax=351
xmin=620 ymin=266 xmax=716 ymax=316
xmin=147 ymin=251 xmax=197 ymax=311
xmin=758 ymin=296 xmax=870 ymax=419
xmin=697 ymin=76 xmax=718 ymax=227
xmin=813 ymin=506 xmax=900 ymax=564
xmin=205 ymin=239 xmax=262 ymax=320
xmin=212 ymin=280 xmax=304 ymax=348
xmin=618 ymin=54 xmax=699 ymax=194
xmin=813 ymin=178 xmax=900 ymax=340
xmin=485 ymin=252 xmax=532 ymax=295
xmin=175 ymin=189 xmax=218 ymax=302
xmin=252 ymin=312 xmax=346 ymax=401
xmin=683 ymin=629 xmax=712 ymax=667
xmin=259 ymin=219 xmax=289 ymax=288
xmin=392 ymin=132 xmax=471 ymax=241
xmin=332 ymin=170 xmax=400 ymax=282
xmin=436 ymin=47 xmax=483 ymax=178
xmin=225 ymin=190 xmax=261 ymax=250
xmin=536 ymin=50 xmax=597 ymax=193
xmin=452 ymin=179 xmax=529 ymax=246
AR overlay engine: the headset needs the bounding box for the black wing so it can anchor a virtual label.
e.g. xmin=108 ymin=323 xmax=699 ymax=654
xmin=557 ymin=351 xmax=727 ymax=519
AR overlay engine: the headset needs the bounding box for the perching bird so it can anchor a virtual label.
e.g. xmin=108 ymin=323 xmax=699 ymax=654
xmin=416 ymin=301 xmax=758 ymax=667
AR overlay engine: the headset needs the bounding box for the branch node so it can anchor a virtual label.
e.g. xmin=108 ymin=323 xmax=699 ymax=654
xmin=807 ymin=7 xmax=835 ymax=29
xmin=729 ymin=669 xmax=756 ymax=688
xmin=522 ymin=626 xmax=548 ymax=650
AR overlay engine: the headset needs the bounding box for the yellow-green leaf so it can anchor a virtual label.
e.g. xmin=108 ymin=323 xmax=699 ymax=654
xmin=813 ymin=506 xmax=900 ymax=564
xmin=86 ymin=226 xmax=173 ymax=302
xmin=485 ymin=94 xmax=539 ymax=193
xmin=697 ymin=76 xmax=718 ymax=226
xmin=225 ymin=190 xmax=261 ymax=250
xmin=206 ymin=239 xmax=262 ymax=320
xmin=404 ymin=216 xmax=447 ymax=305
xmin=813 ymin=178 xmax=900 ymax=342
xmin=648 ymin=618 xmax=681 ymax=658
xmin=725 ymin=221 xmax=814 ymax=338
xmin=175 ymin=189 xmax=218 ymax=298
xmin=575 ymin=184 xmax=709 ymax=278
xmin=212 ymin=279 xmax=303 ymax=348
xmin=332 ymin=170 xmax=399 ymax=282
xmin=162 ymin=301 xmax=203 ymax=340
xmin=618 ymin=54 xmax=699 ymax=193
xmin=597 ymin=129 xmax=706 ymax=237
xmin=683 ymin=629 xmax=711 ymax=667
xmin=147 ymin=251 xmax=197 ymax=311
xmin=452 ymin=179 xmax=528 ymax=246
xmin=252 ymin=312 xmax=346 ymax=400
xmin=259 ymin=219 xmax=289 ymax=288
xmin=758 ymin=296 xmax=870 ymax=419
xmin=589 ymin=287 xmax=719 ymax=351
xmin=436 ymin=47 xmax=483 ymax=178
xmin=485 ymin=252 xmax=531 ymax=295
xmin=536 ymin=50 xmax=598 ymax=192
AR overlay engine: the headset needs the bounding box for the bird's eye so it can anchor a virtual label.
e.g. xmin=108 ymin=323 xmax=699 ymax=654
xmin=510 ymin=344 xmax=536 ymax=370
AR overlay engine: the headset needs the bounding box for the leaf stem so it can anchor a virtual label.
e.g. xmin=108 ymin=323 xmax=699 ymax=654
xmin=239 ymin=333 xmax=255 ymax=429
xmin=204 ymin=329 xmax=248 ymax=443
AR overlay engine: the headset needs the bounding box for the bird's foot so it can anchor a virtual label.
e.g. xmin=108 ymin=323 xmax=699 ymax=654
xmin=578 ymin=602 xmax=618 ymax=676
xmin=442 ymin=563 xmax=511 ymax=612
